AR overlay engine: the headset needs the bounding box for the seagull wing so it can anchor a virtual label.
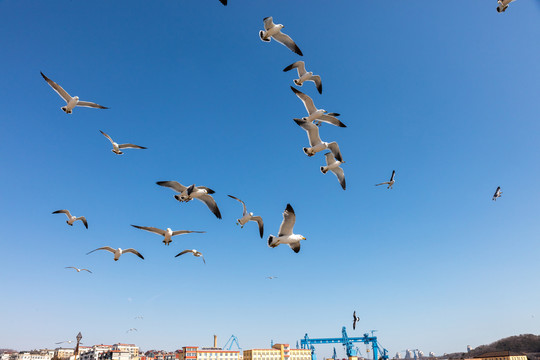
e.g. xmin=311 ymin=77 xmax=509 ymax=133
xmin=331 ymin=166 xmax=346 ymax=191
xmin=228 ymin=194 xmax=247 ymax=216
xmin=309 ymin=75 xmax=323 ymax=94
xmin=123 ymin=248 xmax=144 ymax=260
xmin=291 ymin=87 xmax=316 ymax=114
xmin=319 ymin=114 xmax=346 ymax=127
xmin=278 ymin=203 xmax=296 ymax=236
xmin=41 ymin=72 xmax=71 ymax=102
xmin=251 ymin=216 xmax=264 ymax=238
xmin=53 ymin=209 xmax=72 ymax=219
xmin=76 ymin=101 xmax=108 ymax=109
xmin=99 ymin=130 xmax=115 ymax=144
xmin=197 ymin=194 xmax=222 ymax=219
xmin=294 ymin=118 xmax=321 ymax=147
xmin=81 ymin=269 xmax=92 ymax=273
xmin=219 ymin=0 xmax=227 ymax=5
xmin=175 ymin=249 xmax=194 ymax=258
xmin=76 ymin=216 xmax=88 ymax=229
xmin=156 ymin=181 xmax=187 ymax=193
xmin=87 ymin=246 xmax=116 ymax=255
xmin=131 ymin=225 xmax=166 ymax=236
xmin=283 ymin=61 xmax=305 ymax=76
xmin=118 ymin=143 xmax=147 ymax=149
xmin=172 ymin=230 xmax=206 ymax=236
xmin=273 ymin=31 xmax=303 ymax=56
xmin=375 ymin=181 xmax=390 ymax=186
xmin=263 ymin=17 xmax=275 ymax=31
xmin=327 ymin=142 xmax=343 ymax=163
xmin=390 ymin=170 xmax=396 ymax=181
xmin=65 ymin=266 xmax=78 ymax=271
xmin=289 ymin=241 xmax=301 ymax=253
xmin=201 ymin=255 xmax=206 ymax=264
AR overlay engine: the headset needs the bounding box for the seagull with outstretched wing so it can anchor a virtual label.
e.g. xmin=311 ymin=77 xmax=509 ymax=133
xmin=294 ymin=118 xmax=343 ymax=162
xmin=267 ymin=204 xmax=305 ymax=253
xmin=284 ymin=61 xmax=322 ymax=94
xmin=40 ymin=72 xmax=108 ymax=114
xmin=375 ymin=170 xmax=396 ymax=189
xmin=291 ymin=87 xmax=345 ymax=127
xmin=175 ymin=249 xmax=205 ymax=264
xmin=492 ymin=186 xmax=502 ymax=201
xmin=131 ymin=225 xmax=205 ymax=245
xmin=259 ymin=17 xmax=303 ymax=56
xmin=321 ymin=152 xmax=346 ymax=190
xmin=87 ymin=246 xmax=144 ymax=261
xmin=52 ymin=209 xmax=88 ymax=229
xmin=156 ymin=181 xmax=222 ymax=219
xmin=228 ymin=195 xmax=264 ymax=238
xmin=65 ymin=267 xmax=92 ymax=273
xmin=99 ymin=130 xmax=146 ymax=155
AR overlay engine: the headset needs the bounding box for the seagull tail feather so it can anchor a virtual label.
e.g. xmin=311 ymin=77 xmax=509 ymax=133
xmin=267 ymin=235 xmax=277 ymax=248
xmin=320 ymin=166 xmax=328 ymax=174
xmin=259 ymin=31 xmax=270 ymax=42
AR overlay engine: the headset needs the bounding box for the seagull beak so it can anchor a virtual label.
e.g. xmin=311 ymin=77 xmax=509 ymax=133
xmin=302 ymin=236 xmax=306 ymax=240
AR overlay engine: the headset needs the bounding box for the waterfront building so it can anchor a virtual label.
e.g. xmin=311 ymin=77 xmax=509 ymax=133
xmin=243 ymin=344 xmax=310 ymax=360
xmin=473 ymin=351 xmax=527 ymax=360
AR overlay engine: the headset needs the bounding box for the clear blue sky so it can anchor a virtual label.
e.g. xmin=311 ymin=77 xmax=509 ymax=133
xmin=1 ymin=0 xmax=540 ymax=356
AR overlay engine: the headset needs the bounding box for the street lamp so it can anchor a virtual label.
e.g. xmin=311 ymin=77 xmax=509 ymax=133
xmin=74 ymin=333 xmax=83 ymax=360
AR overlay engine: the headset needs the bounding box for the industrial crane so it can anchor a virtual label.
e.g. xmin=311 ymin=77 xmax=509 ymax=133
xmin=223 ymin=335 xmax=242 ymax=350
xmin=300 ymin=327 xmax=389 ymax=360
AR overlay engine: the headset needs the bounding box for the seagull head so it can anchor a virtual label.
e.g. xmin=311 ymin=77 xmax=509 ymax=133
xmin=74 ymin=96 xmax=80 ymax=100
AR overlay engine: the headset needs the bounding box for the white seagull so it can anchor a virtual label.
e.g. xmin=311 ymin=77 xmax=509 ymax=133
xmin=87 ymin=246 xmax=144 ymax=261
xmin=65 ymin=266 xmax=92 ymax=273
xmin=56 ymin=340 xmax=80 ymax=345
xmin=175 ymin=249 xmax=205 ymax=264
xmin=52 ymin=209 xmax=88 ymax=229
xmin=375 ymin=170 xmax=396 ymax=189
xmin=321 ymin=152 xmax=346 ymax=190
xmin=134 ymin=316 xmax=144 ymax=320
xmin=40 ymin=72 xmax=108 ymax=114
xmin=259 ymin=17 xmax=303 ymax=56
xmin=131 ymin=225 xmax=205 ymax=245
xmin=100 ymin=130 xmax=147 ymax=155
xmin=284 ymin=61 xmax=322 ymax=94
xmin=227 ymin=195 xmax=264 ymax=238
xmin=294 ymin=118 xmax=343 ymax=162
xmin=156 ymin=181 xmax=222 ymax=219
xmin=493 ymin=186 xmax=502 ymax=201
xmin=266 ymin=276 xmax=278 ymax=280
xmin=291 ymin=87 xmax=345 ymax=127
xmin=126 ymin=328 xmax=137 ymax=333
xmin=268 ymin=204 xmax=306 ymax=253
xmin=497 ymin=0 xmax=516 ymax=12
xmin=353 ymin=311 xmax=360 ymax=330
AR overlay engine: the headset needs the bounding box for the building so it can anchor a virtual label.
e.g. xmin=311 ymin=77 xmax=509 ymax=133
xmin=179 ymin=347 xmax=241 ymax=360
xmin=473 ymin=351 xmax=527 ymax=360
xmin=79 ymin=345 xmax=113 ymax=360
xmin=112 ymin=345 xmax=139 ymax=360
xmin=16 ymin=352 xmax=51 ymax=360
xmin=55 ymin=349 xmax=75 ymax=360
xmin=243 ymin=344 xmax=311 ymax=360
xmin=98 ymin=352 xmax=131 ymax=360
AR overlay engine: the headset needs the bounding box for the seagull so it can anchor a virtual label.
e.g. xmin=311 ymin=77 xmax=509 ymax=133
xmin=134 ymin=316 xmax=144 ymax=320
xmin=497 ymin=0 xmax=516 ymax=12
xmin=321 ymin=152 xmax=346 ymax=190
xmin=493 ymin=186 xmax=502 ymax=201
xmin=99 ymin=130 xmax=146 ymax=155
xmin=40 ymin=72 xmax=108 ymax=114
xmin=65 ymin=267 xmax=92 ymax=273
xmin=219 ymin=0 xmax=227 ymax=4
xmin=268 ymin=204 xmax=306 ymax=253
xmin=283 ymin=61 xmax=322 ymax=94
xmin=156 ymin=181 xmax=222 ymax=219
xmin=131 ymin=225 xmax=205 ymax=245
xmin=126 ymin=328 xmax=137 ymax=333
xmin=291 ymin=87 xmax=345 ymax=127
xmin=266 ymin=276 xmax=278 ymax=279
xmin=259 ymin=17 xmax=303 ymax=56
xmin=175 ymin=249 xmax=205 ymax=264
xmin=52 ymin=209 xmax=88 ymax=229
xmin=227 ymin=195 xmax=264 ymax=238
xmin=375 ymin=170 xmax=396 ymax=189
xmin=293 ymin=118 xmax=343 ymax=162
xmin=353 ymin=311 xmax=360 ymax=330
xmin=86 ymin=247 xmax=144 ymax=261
xmin=56 ymin=340 xmax=79 ymax=345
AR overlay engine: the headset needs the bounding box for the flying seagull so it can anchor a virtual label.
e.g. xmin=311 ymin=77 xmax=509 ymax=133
xmin=492 ymin=186 xmax=502 ymax=201
xmin=259 ymin=17 xmax=303 ymax=56
xmin=56 ymin=340 xmax=81 ymax=345
xmin=227 ymin=195 xmax=264 ymax=238
xmin=126 ymin=328 xmax=137 ymax=333
xmin=134 ymin=316 xmax=144 ymax=320
xmin=291 ymin=87 xmax=345 ymax=127
xmin=353 ymin=311 xmax=360 ymax=330
xmin=52 ymin=209 xmax=88 ymax=229
xmin=175 ymin=249 xmax=205 ymax=264
xmin=266 ymin=276 xmax=278 ymax=280
xmin=65 ymin=267 xmax=92 ymax=273
xmin=497 ymin=0 xmax=515 ymax=12
xmin=321 ymin=152 xmax=346 ymax=190
xmin=268 ymin=204 xmax=306 ymax=253
xmin=99 ymin=130 xmax=146 ymax=155
xmin=156 ymin=181 xmax=222 ymax=219
xmin=131 ymin=225 xmax=205 ymax=245
xmin=375 ymin=170 xmax=396 ymax=189
xmin=293 ymin=118 xmax=343 ymax=162
xmin=87 ymin=247 xmax=144 ymax=261
xmin=40 ymin=72 xmax=108 ymax=114
xmin=219 ymin=0 xmax=227 ymax=4
xmin=284 ymin=61 xmax=322 ymax=94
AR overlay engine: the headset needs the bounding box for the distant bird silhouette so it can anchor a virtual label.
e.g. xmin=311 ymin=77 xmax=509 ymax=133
xmin=87 ymin=247 xmax=144 ymax=261
xmin=375 ymin=170 xmax=396 ymax=189
xmin=65 ymin=267 xmax=92 ymax=273
xmin=52 ymin=209 xmax=88 ymax=229
xmin=353 ymin=311 xmax=360 ymax=330
xmin=175 ymin=249 xmax=205 ymax=264
xmin=492 ymin=186 xmax=502 ymax=201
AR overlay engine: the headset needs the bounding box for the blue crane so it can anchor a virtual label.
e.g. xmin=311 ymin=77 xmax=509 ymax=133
xmin=300 ymin=327 xmax=389 ymax=360
xmin=223 ymin=335 xmax=242 ymax=350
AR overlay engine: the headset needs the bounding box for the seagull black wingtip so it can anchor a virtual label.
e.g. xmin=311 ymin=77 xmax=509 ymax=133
xmin=285 ymin=203 xmax=294 ymax=214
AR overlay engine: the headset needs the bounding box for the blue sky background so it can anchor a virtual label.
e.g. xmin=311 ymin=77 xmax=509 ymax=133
xmin=1 ymin=0 xmax=540 ymax=356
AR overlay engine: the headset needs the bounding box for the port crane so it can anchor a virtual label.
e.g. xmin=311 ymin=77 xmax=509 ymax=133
xmin=223 ymin=335 xmax=242 ymax=350
xmin=301 ymin=327 xmax=389 ymax=360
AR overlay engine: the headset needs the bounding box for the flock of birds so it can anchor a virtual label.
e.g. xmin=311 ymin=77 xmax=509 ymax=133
xmin=44 ymin=6 xmax=507 ymax=277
